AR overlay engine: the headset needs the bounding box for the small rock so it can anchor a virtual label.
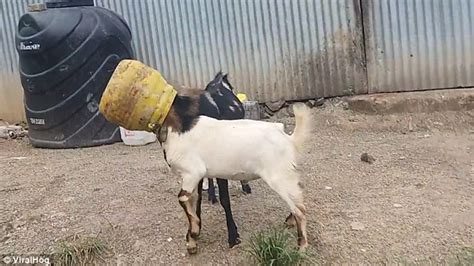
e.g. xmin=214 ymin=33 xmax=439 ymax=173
xmin=261 ymin=106 xmax=273 ymax=119
xmin=307 ymin=97 xmax=325 ymax=108
xmin=314 ymin=97 xmax=325 ymax=107
xmin=275 ymin=108 xmax=290 ymax=119
xmin=286 ymin=105 xmax=295 ymax=117
xmin=181 ymin=253 xmax=186 ymax=257
xmin=167 ymin=237 xmax=173 ymax=242
xmin=361 ymin=248 xmax=367 ymax=252
xmin=415 ymin=183 xmax=424 ymax=188
xmin=399 ymin=156 xmax=406 ymax=160
xmin=360 ymin=153 xmax=375 ymax=164
xmin=350 ymin=221 xmax=365 ymax=231
xmin=0 ymin=126 xmax=8 ymax=139
xmin=307 ymin=100 xmax=316 ymax=107
xmin=13 ymin=220 xmax=26 ymax=229
xmin=393 ymin=203 xmax=403 ymax=208
xmin=324 ymin=186 xmax=332 ymax=190
xmin=0 ymin=125 xmax=26 ymax=139
xmin=433 ymin=122 xmax=444 ymax=126
xmin=265 ymin=100 xmax=285 ymax=112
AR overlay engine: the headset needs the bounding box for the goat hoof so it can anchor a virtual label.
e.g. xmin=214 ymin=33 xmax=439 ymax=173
xmin=187 ymin=245 xmax=198 ymax=254
xmin=241 ymin=184 xmax=252 ymax=194
xmin=285 ymin=214 xmax=297 ymax=228
xmin=298 ymin=244 xmax=308 ymax=252
xmin=229 ymin=238 xmax=241 ymax=248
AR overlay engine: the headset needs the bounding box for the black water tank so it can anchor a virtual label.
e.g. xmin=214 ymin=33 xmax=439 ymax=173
xmin=16 ymin=1 xmax=134 ymax=148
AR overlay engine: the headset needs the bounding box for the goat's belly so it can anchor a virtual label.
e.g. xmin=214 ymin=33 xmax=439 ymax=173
xmin=206 ymin=171 xmax=260 ymax=181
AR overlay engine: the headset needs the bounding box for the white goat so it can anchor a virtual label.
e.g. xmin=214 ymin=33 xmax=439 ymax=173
xmin=160 ymin=100 xmax=313 ymax=254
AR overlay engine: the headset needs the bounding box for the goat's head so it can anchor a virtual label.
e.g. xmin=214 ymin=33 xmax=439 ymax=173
xmin=205 ymin=71 xmax=235 ymax=94
xmin=203 ymin=72 xmax=244 ymax=120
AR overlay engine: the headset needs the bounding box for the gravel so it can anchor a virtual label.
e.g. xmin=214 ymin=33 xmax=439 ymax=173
xmin=1 ymin=104 xmax=473 ymax=264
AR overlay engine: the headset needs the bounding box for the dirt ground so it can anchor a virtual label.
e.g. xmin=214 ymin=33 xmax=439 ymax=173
xmin=1 ymin=102 xmax=473 ymax=265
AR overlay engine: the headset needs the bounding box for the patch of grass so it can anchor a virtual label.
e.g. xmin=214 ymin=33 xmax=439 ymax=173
xmin=447 ymin=247 xmax=474 ymax=266
xmin=51 ymin=235 xmax=110 ymax=266
xmin=246 ymin=226 xmax=306 ymax=266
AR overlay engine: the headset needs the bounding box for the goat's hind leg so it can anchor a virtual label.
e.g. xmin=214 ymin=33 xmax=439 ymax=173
xmin=263 ymin=172 xmax=308 ymax=250
xmin=178 ymin=175 xmax=203 ymax=254
xmin=240 ymin=180 xmax=252 ymax=194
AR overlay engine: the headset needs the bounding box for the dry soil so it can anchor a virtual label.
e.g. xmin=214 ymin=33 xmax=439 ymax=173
xmin=1 ymin=102 xmax=473 ymax=264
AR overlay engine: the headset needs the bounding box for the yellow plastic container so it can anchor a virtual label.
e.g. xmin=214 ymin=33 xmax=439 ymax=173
xmin=99 ymin=60 xmax=177 ymax=132
xmin=237 ymin=93 xmax=247 ymax=102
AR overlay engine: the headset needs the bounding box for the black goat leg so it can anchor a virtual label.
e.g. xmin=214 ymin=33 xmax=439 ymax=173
xmin=216 ymin=178 xmax=241 ymax=248
xmin=207 ymin=178 xmax=218 ymax=204
xmin=197 ymin=179 xmax=203 ymax=234
xmin=240 ymin=180 xmax=252 ymax=194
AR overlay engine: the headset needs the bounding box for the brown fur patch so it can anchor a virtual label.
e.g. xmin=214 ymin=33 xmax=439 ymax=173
xmin=178 ymin=189 xmax=192 ymax=198
xmin=162 ymin=91 xmax=201 ymax=133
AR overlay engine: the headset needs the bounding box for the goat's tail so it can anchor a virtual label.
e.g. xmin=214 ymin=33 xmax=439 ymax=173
xmin=290 ymin=103 xmax=313 ymax=152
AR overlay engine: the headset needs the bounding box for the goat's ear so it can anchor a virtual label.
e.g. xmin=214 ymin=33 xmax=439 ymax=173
xmin=223 ymin=73 xmax=229 ymax=82
xmin=215 ymin=71 xmax=223 ymax=79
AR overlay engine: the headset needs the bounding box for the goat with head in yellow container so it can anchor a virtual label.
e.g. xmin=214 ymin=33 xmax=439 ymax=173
xmin=99 ymin=59 xmax=177 ymax=132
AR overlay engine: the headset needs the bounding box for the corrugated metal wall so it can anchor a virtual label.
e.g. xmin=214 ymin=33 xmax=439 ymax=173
xmin=363 ymin=0 xmax=474 ymax=93
xmin=0 ymin=0 xmax=41 ymax=122
xmin=1 ymin=0 xmax=473 ymax=122
xmin=95 ymin=0 xmax=367 ymax=102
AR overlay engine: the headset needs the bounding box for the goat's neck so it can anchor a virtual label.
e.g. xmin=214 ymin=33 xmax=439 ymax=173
xmin=162 ymin=95 xmax=200 ymax=134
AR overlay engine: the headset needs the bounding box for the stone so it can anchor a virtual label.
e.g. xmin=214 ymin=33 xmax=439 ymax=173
xmin=360 ymin=153 xmax=375 ymax=164
xmin=265 ymin=100 xmax=285 ymax=112
xmin=351 ymin=221 xmax=365 ymax=231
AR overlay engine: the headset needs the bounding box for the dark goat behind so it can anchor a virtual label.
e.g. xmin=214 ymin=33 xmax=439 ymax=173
xmin=161 ymin=72 xmax=251 ymax=247
xmin=201 ymin=72 xmax=252 ymax=203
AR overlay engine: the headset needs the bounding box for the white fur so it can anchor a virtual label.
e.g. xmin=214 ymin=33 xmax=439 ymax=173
xmin=163 ymin=104 xmax=311 ymax=195
xmin=222 ymin=80 xmax=232 ymax=91
xmin=164 ymin=103 xmax=313 ymax=250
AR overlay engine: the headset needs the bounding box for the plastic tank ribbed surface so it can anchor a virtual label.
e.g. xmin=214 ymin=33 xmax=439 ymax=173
xmin=16 ymin=6 xmax=134 ymax=148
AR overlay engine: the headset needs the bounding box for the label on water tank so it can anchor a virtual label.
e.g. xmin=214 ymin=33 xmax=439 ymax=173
xmin=29 ymin=118 xmax=45 ymax=125
xmin=19 ymin=42 xmax=41 ymax=51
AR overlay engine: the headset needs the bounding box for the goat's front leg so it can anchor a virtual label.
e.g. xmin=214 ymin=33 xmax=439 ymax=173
xmin=178 ymin=175 xmax=202 ymax=254
xmin=207 ymin=178 xmax=218 ymax=204
xmin=216 ymin=178 xmax=241 ymax=247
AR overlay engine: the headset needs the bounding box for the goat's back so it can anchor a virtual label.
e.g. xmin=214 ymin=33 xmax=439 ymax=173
xmin=164 ymin=116 xmax=295 ymax=179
